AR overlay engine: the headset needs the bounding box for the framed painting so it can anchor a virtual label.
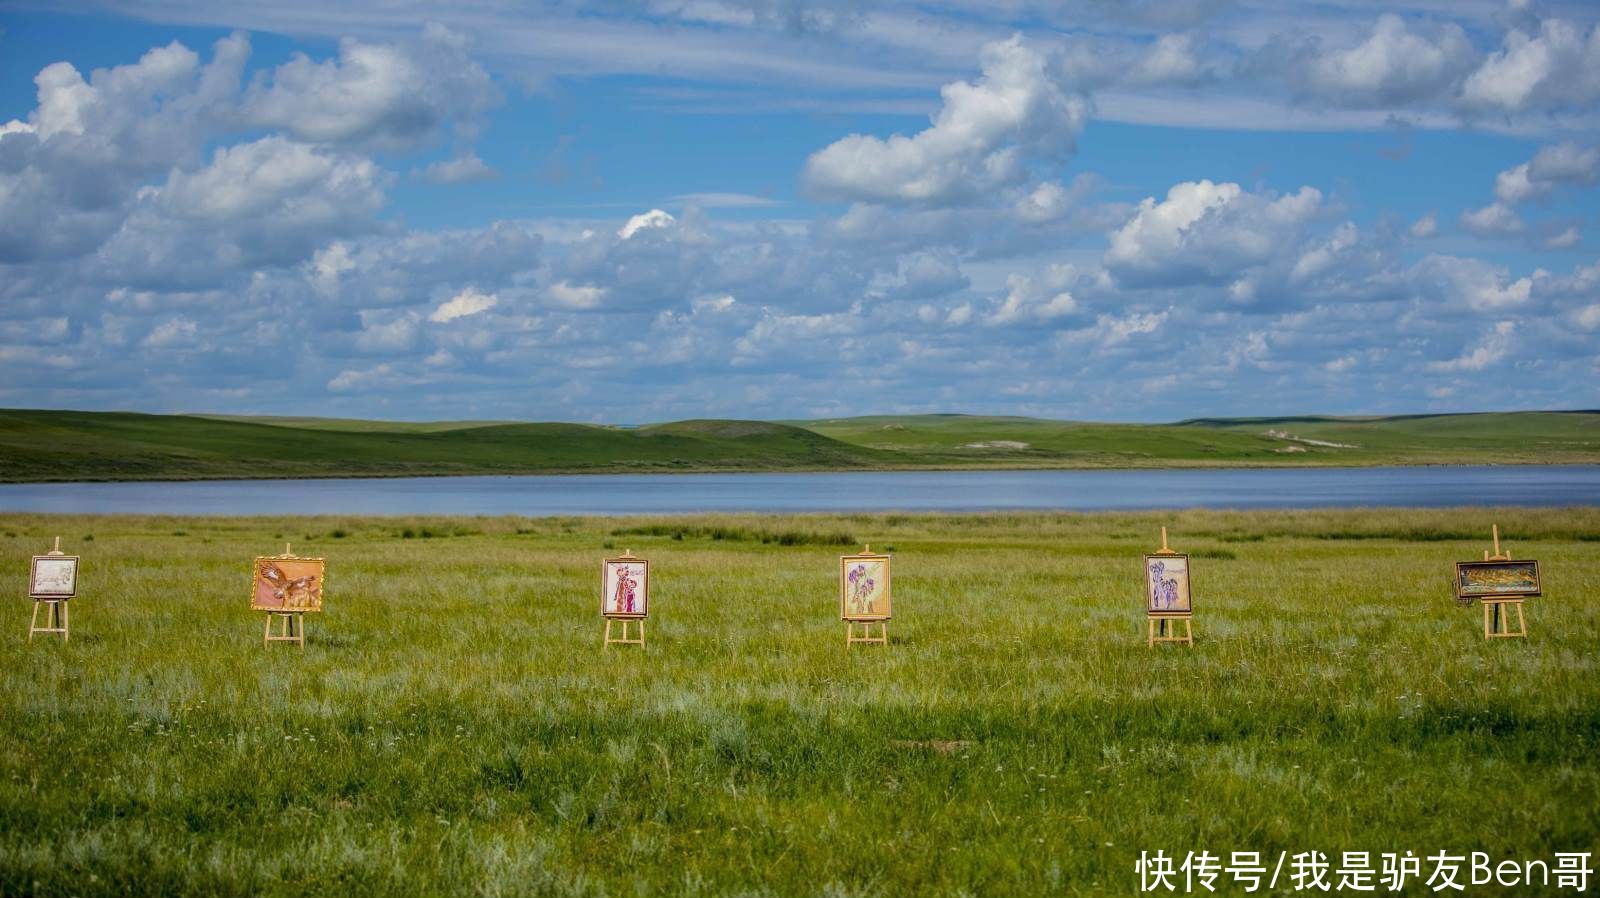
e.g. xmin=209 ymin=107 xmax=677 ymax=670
xmin=29 ymin=555 xmax=79 ymax=599
xmin=1144 ymin=554 xmax=1191 ymax=616
xmin=602 ymin=556 xmax=649 ymax=619
xmin=840 ymin=552 xmax=891 ymax=621
xmin=1454 ymin=560 xmax=1540 ymax=601
xmin=251 ymin=556 xmax=325 ymax=612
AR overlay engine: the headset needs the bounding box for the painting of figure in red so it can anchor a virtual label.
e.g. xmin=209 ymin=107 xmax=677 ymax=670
xmin=602 ymin=558 xmax=648 ymax=618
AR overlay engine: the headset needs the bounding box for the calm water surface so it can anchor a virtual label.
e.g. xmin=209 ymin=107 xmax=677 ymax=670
xmin=1 ymin=466 xmax=1598 ymax=515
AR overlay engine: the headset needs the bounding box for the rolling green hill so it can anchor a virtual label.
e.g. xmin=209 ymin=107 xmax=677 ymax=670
xmin=800 ymin=411 xmax=1600 ymax=467
xmin=0 ymin=408 xmax=1596 ymax=481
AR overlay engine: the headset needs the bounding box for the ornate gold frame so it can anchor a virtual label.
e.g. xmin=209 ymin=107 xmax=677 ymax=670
xmin=601 ymin=554 xmax=649 ymax=620
xmin=251 ymin=552 xmax=326 ymax=613
xmin=1143 ymin=552 xmax=1192 ymax=618
xmin=839 ymin=550 xmax=892 ymax=622
xmin=28 ymin=555 xmax=79 ymax=600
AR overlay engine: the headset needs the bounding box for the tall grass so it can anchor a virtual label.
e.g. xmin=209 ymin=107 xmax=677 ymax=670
xmin=0 ymin=508 xmax=1597 ymax=897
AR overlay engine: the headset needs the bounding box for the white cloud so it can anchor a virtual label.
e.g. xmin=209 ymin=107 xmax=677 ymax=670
xmin=1459 ymin=19 xmax=1600 ymax=114
xmin=1493 ymin=142 xmax=1600 ymax=204
xmin=618 ymin=209 xmax=676 ymax=239
xmin=1570 ymin=304 xmax=1600 ymax=330
xmin=802 ymin=36 xmax=1087 ymax=205
xmin=244 ymin=26 xmax=496 ymax=149
xmin=1459 ymin=202 xmax=1525 ymax=237
xmin=1428 ymin=321 xmax=1515 ymax=372
xmin=1293 ymin=14 xmax=1477 ymax=108
xmin=1105 ymin=180 xmax=1324 ymax=287
xmin=141 ymin=316 xmax=198 ymax=348
xmin=547 ymin=281 xmax=607 ymax=309
xmin=1409 ymin=213 xmax=1438 ymax=238
xmin=986 ymin=268 xmax=1080 ymax=325
xmin=1413 ymin=255 xmax=1533 ymax=312
xmin=669 ymin=193 xmax=782 ymax=208
xmin=421 ymin=153 xmax=496 ymax=184
xmin=429 ymin=287 xmax=498 ymax=322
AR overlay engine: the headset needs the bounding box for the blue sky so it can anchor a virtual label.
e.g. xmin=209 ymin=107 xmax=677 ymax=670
xmin=1 ymin=1 xmax=1598 ymax=423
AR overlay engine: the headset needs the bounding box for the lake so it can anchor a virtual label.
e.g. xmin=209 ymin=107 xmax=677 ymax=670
xmin=1 ymin=466 xmax=1598 ymax=515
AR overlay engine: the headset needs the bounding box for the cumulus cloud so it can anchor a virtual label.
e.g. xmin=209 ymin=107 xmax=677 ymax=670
xmin=1493 ymin=142 xmax=1600 ymax=204
xmin=244 ymin=25 xmax=496 ymax=150
xmin=429 ymin=287 xmax=498 ymax=322
xmin=1104 ymin=180 xmax=1324 ymax=288
xmin=618 ymin=209 xmax=676 ymax=239
xmin=802 ymin=36 xmax=1088 ymax=205
xmin=1459 ymin=18 xmax=1600 ymax=115
xmin=1277 ymin=14 xmax=1478 ymax=108
xmin=1459 ymin=202 xmax=1526 ymax=238
xmin=420 ymin=152 xmax=496 ymax=184
xmin=1428 ymin=321 xmax=1515 ymax=372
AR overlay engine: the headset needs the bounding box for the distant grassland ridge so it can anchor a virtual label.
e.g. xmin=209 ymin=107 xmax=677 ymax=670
xmin=0 ymin=408 xmax=1597 ymax=482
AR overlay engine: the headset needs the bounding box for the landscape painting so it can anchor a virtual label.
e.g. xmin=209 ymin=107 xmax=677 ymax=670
xmin=1455 ymin=560 xmax=1541 ymax=600
xmin=28 ymin=556 xmax=79 ymax=599
xmin=602 ymin=558 xmax=649 ymax=618
xmin=251 ymin=557 xmax=325 ymax=612
xmin=1145 ymin=554 xmax=1191 ymax=615
xmin=839 ymin=554 xmax=891 ymax=621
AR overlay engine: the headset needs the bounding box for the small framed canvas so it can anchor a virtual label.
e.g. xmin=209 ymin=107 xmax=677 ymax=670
xmin=251 ymin=556 xmax=325 ymax=612
xmin=29 ymin=555 xmax=79 ymax=599
xmin=1144 ymin=554 xmax=1191 ymax=616
xmin=1455 ymin=560 xmax=1540 ymax=601
xmin=602 ymin=556 xmax=649 ymax=619
xmin=840 ymin=552 xmax=891 ymax=621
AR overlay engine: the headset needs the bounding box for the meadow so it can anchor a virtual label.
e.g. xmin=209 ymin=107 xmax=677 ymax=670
xmin=1 ymin=508 xmax=1598 ymax=897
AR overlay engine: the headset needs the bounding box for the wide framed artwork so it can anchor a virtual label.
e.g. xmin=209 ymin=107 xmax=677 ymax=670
xmin=29 ymin=555 xmax=79 ymax=600
xmin=1454 ymin=560 xmax=1540 ymax=602
xmin=1144 ymin=554 xmax=1192 ymax=616
xmin=602 ymin=556 xmax=649 ymax=619
xmin=251 ymin=557 xmax=326 ymax=612
xmin=839 ymin=552 xmax=891 ymax=621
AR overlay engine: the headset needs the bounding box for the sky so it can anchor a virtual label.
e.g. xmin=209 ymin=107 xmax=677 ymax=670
xmin=1 ymin=1 xmax=1598 ymax=423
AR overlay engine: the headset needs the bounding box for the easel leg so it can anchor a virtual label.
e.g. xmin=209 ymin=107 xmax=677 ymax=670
xmin=60 ymin=601 xmax=68 ymax=642
xmin=29 ymin=602 xmax=40 ymax=642
xmin=1515 ymin=603 xmax=1526 ymax=637
xmin=637 ymin=618 xmax=645 ymax=648
xmin=1483 ymin=602 xmax=1491 ymax=639
xmin=1146 ymin=618 xmax=1153 ymax=648
xmin=1183 ymin=618 xmax=1193 ymax=645
xmin=264 ymin=613 xmax=272 ymax=647
xmin=604 ymin=618 xmax=613 ymax=647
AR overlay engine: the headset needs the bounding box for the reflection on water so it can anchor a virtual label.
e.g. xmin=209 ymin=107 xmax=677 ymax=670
xmin=1 ymin=466 xmax=1597 ymax=515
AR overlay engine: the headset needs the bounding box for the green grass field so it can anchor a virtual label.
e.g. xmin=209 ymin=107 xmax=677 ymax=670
xmin=2 ymin=508 xmax=1598 ymax=896
xmin=3 ymin=409 xmax=1598 ymax=481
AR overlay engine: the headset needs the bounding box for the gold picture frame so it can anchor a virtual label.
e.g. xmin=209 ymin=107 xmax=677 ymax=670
xmin=251 ymin=555 xmax=326 ymax=612
xmin=1144 ymin=553 xmax=1192 ymax=617
xmin=1454 ymin=559 xmax=1540 ymax=602
xmin=840 ymin=551 xmax=891 ymax=621
xmin=602 ymin=555 xmax=649 ymax=619
xmin=29 ymin=555 xmax=79 ymax=600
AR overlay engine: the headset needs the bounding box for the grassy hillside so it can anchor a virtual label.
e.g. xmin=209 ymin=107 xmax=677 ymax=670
xmin=1 ymin=508 xmax=1597 ymax=896
xmin=0 ymin=410 xmax=888 ymax=482
xmin=1 ymin=408 xmax=1597 ymax=482
xmin=801 ymin=410 xmax=1600 ymax=466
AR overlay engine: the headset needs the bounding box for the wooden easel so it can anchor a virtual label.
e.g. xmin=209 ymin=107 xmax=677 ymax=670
xmin=846 ymin=620 xmax=888 ymax=645
xmin=603 ymin=617 xmax=644 ymax=647
xmin=264 ymin=611 xmax=306 ymax=648
xmin=843 ymin=544 xmax=890 ymax=647
xmin=1480 ymin=525 xmax=1527 ymax=639
xmin=28 ymin=536 xmax=71 ymax=642
xmin=1147 ymin=527 xmax=1194 ymax=647
xmin=261 ymin=543 xmax=309 ymax=649
xmin=602 ymin=549 xmax=646 ymax=648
